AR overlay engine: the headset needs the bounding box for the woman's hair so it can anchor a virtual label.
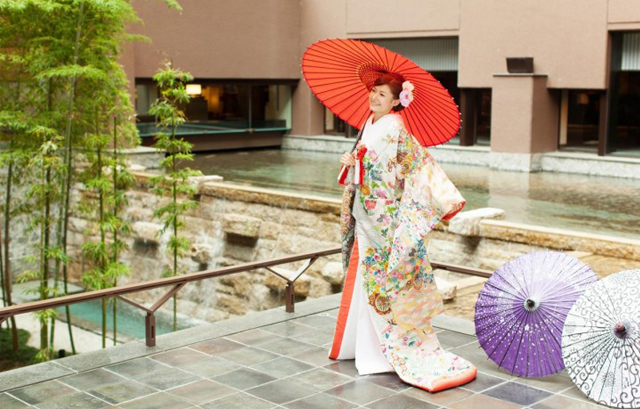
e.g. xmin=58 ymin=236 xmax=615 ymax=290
xmin=372 ymin=72 xmax=406 ymax=112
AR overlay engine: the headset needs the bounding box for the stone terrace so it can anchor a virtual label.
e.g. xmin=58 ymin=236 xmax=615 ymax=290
xmin=0 ymin=294 xmax=606 ymax=409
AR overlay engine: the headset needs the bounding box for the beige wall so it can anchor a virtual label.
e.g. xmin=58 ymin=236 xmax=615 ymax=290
xmin=491 ymin=75 xmax=557 ymax=154
xmin=609 ymin=0 xmax=640 ymax=28
xmin=530 ymin=78 xmax=560 ymax=153
xmin=346 ymin=0 xmax=460 ymax=38
xmin=292 ymin=0 xmax=349 ymax=135
xmin=121 ymin=41 xmax=137 ymax=114
xmin=130 ymin=0 xmax=301 ymax=79
xmin=491 ymin=75 xmax=535 ymax=153
xmin=459 ymin=0 xmax=609 ymax=89
xmin=125 ymin=0 xmax=640 ymax=143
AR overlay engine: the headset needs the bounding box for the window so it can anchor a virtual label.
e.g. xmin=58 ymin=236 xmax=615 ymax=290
xmin=135 ymin=80 xmax=293 ymax=138
xmin=324 ymin=107 xmax=346 ymax=136
xmin=607 ymin=31 xmax=640 ymax=157
xmin=460 ymin=89 xmax=491 ymax=146
xmin=324 ymin=108 xmax=358 ymax=137
xmin=559 ymin=90 xmax=601 ymax=152
xmin=135 ymin=82 xmax=158 ymax=122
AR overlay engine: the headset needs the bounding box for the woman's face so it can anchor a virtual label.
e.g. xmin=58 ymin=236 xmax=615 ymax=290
xmin=369 ymin=84 xmax=400 ymax=116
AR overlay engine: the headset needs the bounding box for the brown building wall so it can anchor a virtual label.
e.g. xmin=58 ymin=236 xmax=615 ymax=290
xmin=459 ymin=0 xmax=609 ymax=89
xmin=126 ymin=0 xmax=640 ymax=151
xmin=609 ymin=0 xmax=640 ymax=26
xmin=130 ymin=0 xmax=301 ymax=79
xmin=492 ymin=75 xmax=559 ymax=154
xmin=530 ymin=78 xmax=560 ymax=153
xmin=491 ymin=75 xmax=536 ymax=153
xmin=346 ymin=0 xmax=460 ymax=38
xmin=291 ymin=0 xmax=349 ymax=136
xmin=121 ymin=41 xmax=137 ymax=110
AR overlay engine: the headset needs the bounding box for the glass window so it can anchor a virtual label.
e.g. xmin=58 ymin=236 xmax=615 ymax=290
xmin=610 ymin=71 xmax=640 ymax=155
xmin=251 ymin=84 xmax=291 ymax=129
xmin=608 ymin=32 xmax=640 ymax=157
xmin=475 ymin=89 xmax=491 ymax=145
xmin=135 ymin=82 xmax=158 ymax=122
xmin=559 ymin=90 xmax=601 ymax=152
xmin=135 ymin=79 xmax=292 ymax=138
xmin=195 ymin=83 xmax=250 ymax=127
xmin=459 ymin=88 xmax=491 ymax=146
xmin=324 ymin=107 xmax=345 ymax=135
xmin=324 ymin=108 xmax=359 ymax=138
xmin=435 ymin=71 xmax=460 ymax=107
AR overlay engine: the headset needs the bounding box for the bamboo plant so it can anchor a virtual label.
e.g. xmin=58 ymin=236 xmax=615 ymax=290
xmin=81 ymin=109 xmax=133 ymax=348
xmin=149 ymin=64 xmax=201 ymax=331
xmin=107 ymin=116 xmax=135 ymax=345
xmin=16 ymin=126 xmax=65 ymax=361
xmin=0 ymin=0 xmax=184 ymax=359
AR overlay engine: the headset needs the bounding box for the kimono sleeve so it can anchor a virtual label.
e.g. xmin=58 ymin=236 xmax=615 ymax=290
xmin=387 ymin=129 xmax=465 ymax=329
xmin=395 ymin=129 xmax=465 ymax=225
xmin=388 ymin=129 xmax=466 ymax=275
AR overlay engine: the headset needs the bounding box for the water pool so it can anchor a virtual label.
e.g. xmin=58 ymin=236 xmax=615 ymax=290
xmin=189 ymin=149 xmax=640 ymax=240
xmin=57 ymin=299 xmax=191 ymax=340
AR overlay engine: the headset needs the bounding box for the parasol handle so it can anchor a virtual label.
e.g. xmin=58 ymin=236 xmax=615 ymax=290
xmin=614 ymin=323 xmax=627 ymax=338
xmin=524 ymin=298 xmax=539 ymax=312
xmin=337 ymin=117 xmax=369 ymax=186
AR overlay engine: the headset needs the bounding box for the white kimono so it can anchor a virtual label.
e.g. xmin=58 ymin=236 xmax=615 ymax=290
xmin=329 ymin=113 xmax=476 ymax=392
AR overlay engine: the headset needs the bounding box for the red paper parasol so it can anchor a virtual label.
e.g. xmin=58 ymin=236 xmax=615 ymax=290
xmin=302 ymin=38 xmax=460 ymax=147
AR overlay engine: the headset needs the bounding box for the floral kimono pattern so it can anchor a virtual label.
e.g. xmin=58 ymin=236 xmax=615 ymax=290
xmin=331 ymin=113 xmax=476 ymax=392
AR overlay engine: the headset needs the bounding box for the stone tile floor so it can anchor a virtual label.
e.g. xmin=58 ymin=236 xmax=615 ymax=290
xmin=0 ymin=294 xmax=607 ymax=409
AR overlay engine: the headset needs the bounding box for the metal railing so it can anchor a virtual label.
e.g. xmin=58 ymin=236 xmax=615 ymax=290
xmin=0 ymin=246 xmax=491 ymax=347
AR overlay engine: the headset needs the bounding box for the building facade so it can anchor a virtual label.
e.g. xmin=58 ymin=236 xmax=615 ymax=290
xmin=126 ymin=0 xmax=640 ymax=169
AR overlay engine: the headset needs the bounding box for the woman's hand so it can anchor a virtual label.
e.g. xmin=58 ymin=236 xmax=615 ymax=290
xmin=340 ymin=151 xmax=356 ymax=167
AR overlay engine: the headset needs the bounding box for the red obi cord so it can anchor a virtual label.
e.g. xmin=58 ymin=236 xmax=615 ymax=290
xmin=354 ymin=146 xmax=367 ymax=185
xmin=337 ymin=146 xmax=367 ymax=186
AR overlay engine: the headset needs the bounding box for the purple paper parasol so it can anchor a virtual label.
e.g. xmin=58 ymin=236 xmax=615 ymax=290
xmin=562 ymin=269 xmax=640 ymax=408
xmin=475 ymin=251 xmax=598 ymax=377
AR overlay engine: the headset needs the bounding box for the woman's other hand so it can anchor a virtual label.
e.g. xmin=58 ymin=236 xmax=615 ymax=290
xmin=340 ymin=151 xmax=356 ymax=167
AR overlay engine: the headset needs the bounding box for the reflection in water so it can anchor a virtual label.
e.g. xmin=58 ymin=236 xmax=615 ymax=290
xmin=189 ymin=149 xmax=640 ymax=239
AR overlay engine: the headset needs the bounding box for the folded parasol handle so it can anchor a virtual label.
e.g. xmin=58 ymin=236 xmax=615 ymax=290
xmin=337 ymin=117 xmax=368 ymax=186
xmin=337 ymin=165 xmax=349 ymax=185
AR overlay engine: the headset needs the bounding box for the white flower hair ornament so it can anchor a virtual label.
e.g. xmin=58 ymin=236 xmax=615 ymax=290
xmin=399 ymin=80 xmax=414 ymax=107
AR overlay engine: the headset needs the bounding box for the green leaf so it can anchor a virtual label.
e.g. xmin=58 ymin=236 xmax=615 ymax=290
xmin=36 ymin=64 xmax=109 ymax=82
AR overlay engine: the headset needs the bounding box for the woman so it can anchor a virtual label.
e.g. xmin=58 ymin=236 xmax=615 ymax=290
xmin=329 ymin=73 xmax=477 ymax=392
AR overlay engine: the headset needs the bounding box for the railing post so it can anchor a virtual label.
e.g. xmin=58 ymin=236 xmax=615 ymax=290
xmin=285 ymin=282 xmax=295 ymax=313
xmin=145 ymin=312 xmax=156 ymax=347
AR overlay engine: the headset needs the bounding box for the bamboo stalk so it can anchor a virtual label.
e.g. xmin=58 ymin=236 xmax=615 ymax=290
xmin=2 ymin=156 xmax=19 ymax=351
xmin=97 ymin=113 xmax=107 ymax=349
xmin=56 ymin=1 xmax=85 ymax=356
xmin=112 ymin=117 xmax=118 ymax=345
xmin=39 ymin=149 xmax=49 ymax=358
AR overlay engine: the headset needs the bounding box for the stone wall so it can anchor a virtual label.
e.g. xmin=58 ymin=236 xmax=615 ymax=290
xmin=65 ymin=176 xmax=345 ymax=322
xmin=6 ymin=170 xmax=640 ymax=323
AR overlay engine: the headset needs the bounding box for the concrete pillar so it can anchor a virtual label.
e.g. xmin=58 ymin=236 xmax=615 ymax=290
xmin=490 ymin=74 xmax=559 ymax=171
xmin=290 ymin=83 xmax=325 ymax=136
